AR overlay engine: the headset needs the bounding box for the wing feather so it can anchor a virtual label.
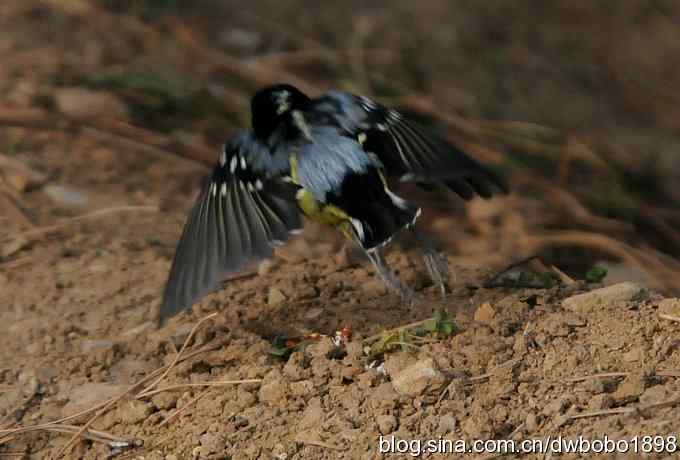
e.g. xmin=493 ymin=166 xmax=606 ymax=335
xmin=159 ymin=135 xmax=302 ymax=325
xmin=317 ymin=92 xmax=509 ymax=200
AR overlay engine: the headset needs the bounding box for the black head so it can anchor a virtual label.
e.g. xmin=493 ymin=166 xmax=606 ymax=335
xmin=251 ymin=84 xmax=311 ymax=139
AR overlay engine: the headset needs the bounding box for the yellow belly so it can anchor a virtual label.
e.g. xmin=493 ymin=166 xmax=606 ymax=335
xmin=296 ymin=188 xmax=355 ymax=240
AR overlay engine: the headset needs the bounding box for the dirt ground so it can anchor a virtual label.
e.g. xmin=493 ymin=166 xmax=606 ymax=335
xmin=3 ymin=2 xmax=680 ymax=459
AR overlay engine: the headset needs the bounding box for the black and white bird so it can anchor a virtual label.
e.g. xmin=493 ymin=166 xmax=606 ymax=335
xmin=158 ymin=84 xmax=507 ymax=325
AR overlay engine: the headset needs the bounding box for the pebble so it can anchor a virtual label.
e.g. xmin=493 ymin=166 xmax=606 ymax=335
xmin=659 ymin=298 xmax=680 ymax=318
xmin=474 ymin=302 xmax=496 ymax=323
xmin=376 ymin=414 xmax=398 ymax=434
xmin=54 ymin=87 xmax=128 ymax=119
xmin=390 ymin=358 xmax=443 ymax=397
xmin=62 ymin=383 xmax=128 ymax=414
xmin=258 ymin=379 xmax=288 ymax=404
xmin=612 ymin=372 xmax=647 ymax=403
xmin=267 ymin=287 xmax=287 ymax=306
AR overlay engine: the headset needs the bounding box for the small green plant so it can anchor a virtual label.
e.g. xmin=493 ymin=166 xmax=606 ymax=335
xmin=585 ymin=264 xmax=608 ymax=283
xmin=367 ymin=310 xmax=457 ymax=358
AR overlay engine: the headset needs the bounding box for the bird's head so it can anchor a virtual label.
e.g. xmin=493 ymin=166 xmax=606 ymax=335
xmin=251 ymin=84 xmax=311 ymax=139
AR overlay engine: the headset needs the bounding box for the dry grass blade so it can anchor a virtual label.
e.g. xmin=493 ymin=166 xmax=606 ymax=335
xmin=136 ymin=312 xmax=217 ymax=399
xmin=158 ymin=389 xmax=212 ymax=428
xmin=0 ymin=321 xmax=227 ymax=457
xmin=55 ymin=313 xmax=218 ymax=457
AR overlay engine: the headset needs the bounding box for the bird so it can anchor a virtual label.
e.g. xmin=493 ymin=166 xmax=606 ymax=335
xmin=158 ymin=83 xmax=508 ymax=326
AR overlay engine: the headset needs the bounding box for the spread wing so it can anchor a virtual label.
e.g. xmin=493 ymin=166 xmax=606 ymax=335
xmin=159 ymin=132 xmax=302 ymax=325
xmin=316 ymin=91 xmax=508 ymax=200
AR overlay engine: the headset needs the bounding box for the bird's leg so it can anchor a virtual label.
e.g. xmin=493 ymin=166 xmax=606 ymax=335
xmin=412 ymin=226 xmax=450 ymax=298
xmin=365 ymin=248 xmax=414 ymax=304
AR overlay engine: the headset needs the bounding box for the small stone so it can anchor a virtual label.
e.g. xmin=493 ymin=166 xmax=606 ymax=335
xmin=564 ymin=314 xmax=587 ymax=327
xmin=283 ymin=351 xmax=308 ymax=380
xmin=298 ymin=397 xmax=324 ymax=429
xmin=390 ymin=358 xmax=443 ymax=397
xmin=525 ymin=412 xmax=538 ymax=432
xmin=588 ymin=394 xmax=613 ymax=410
xmin=376 ymin=414 xmax=398 ymax=434
xmin=363 ymin=279 xmax=387 ymax=296
xmin=258 ymin=379 xmax=287 ymax=404
xmin=474 ymin=302 xmax=496 ymax=323
xmin=583 ymin=378 xmax=605 ymax=395
xmin=562 ymin=282 xmax=644 ymax=313
xmin=543 ymin=396 xmax=571 ymax=416
xmin=267 ymin=287 xmax=287 ymax=306
xmin=235 ymin=388 xmax=256 ymax=410
xmin=199 ymin=433 xmax=224 ymax=454
xmin=639 ymin=385 xmax=672 ymax=405
xmin=659 ymin=298 xmax=680 ymax=318
xmin=612 ymin=373 xmax=647 ymax=403
xmin=118 ymin=400 xmax=151 ymax=424
xmin=462 ymin=412 xmax=492 ymax=438
xmin=622 ymin=346 xmax=644 ymax=363
xmin=55 ymin=87 xmax=128 ymax=119
xmin=44 ymin=185 xmax=89 ymax=208
xmin=63 ymin=383 xmax=128 ymax=414
xmin=306 ymin=339 xmax=335 ymax=359
xmin=290 ymin=380 xmax=314 ymax=397
xmin=437 ymin=414 xmax=457 ymax=434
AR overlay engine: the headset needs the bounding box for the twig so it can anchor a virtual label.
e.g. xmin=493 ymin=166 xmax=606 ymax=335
xmin=568 ymin=396 xmax=680 ymax=421
xmin=659 ymin=313 xmax=680 ymax=323
xmin=567 ymin=370 xmax=680 ymax=383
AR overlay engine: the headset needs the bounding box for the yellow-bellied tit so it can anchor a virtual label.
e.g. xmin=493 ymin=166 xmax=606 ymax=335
xmin=158 ymin=84 xmax=508 ymax=325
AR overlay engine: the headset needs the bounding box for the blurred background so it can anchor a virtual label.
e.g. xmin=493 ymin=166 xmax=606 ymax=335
xmin=2 ymin=0 xmax=680 ymax=293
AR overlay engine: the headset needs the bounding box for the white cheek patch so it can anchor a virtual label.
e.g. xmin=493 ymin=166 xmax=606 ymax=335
xmin=230 ymin=156 xmax=238 ymax=173
xmin=240 ymin=156 xmax=247 ymax=170
xmin=219 ymin=149 xmax=227 ymax=166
